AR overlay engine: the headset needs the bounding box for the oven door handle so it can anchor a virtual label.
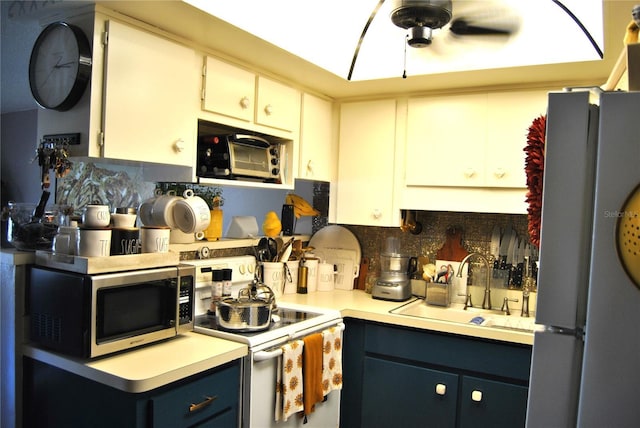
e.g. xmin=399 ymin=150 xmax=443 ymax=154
xmin=253 ymin=322 xmax=345 ymax=362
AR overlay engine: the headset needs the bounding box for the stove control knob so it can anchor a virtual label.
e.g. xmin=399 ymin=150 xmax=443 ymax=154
xmin=239 ymin=265 xmax=246 ymax=275
xmin=198 ymin=247 xmax=210 ymax=259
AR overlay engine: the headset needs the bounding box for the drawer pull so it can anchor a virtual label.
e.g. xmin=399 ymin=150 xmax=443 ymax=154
xmin=435 ymin=383 xmax=447 ymax=396
xmin=189 ymin=395 xmax=217 ymax=412
xmin=471 ymin=390 xmax=483 ymax=402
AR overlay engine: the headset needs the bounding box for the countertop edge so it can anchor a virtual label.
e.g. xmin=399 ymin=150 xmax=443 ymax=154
xmin=278 ymin=290 xmax=534 ymax=346
xmin=23 ymin=332 xmax=248 ymax=393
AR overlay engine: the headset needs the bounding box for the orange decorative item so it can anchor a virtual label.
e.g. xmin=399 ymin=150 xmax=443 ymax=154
xmin=204 ymin=208 xmax=223 ymax=241
xmin=262 ymin=211 xmax=282 ymax=237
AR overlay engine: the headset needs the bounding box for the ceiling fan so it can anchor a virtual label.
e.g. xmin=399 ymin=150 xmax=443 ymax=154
xmin=347 ymin=0 xmax=604 ymax=81
xmin=347 ymin=0 xmax=522 ymax=80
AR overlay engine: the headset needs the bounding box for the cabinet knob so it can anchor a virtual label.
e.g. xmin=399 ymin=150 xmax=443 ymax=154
xmin=435 ymin=383 xmax=447 ymax=396
xmin=471 ymin=390 xmax=483 ymax=402
xmin=174 ymin=138 xmax=185 ymax=153
xmin=306 ymin=160 xmax=314 ymax=176
xmin=372 ymin=209 xmax=382 ymax=219
xmin=464 ymin=168 xmax=476 ymax=179
xmin=264 ymin=104 xmax=274 ymax=115
xmin=240 ymin=96 xmax=251 ymax=109
xmin=494 ymin=168 xmax=506 ymax=178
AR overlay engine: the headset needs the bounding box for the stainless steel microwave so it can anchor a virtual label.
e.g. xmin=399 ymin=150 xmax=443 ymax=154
xmin=197 ymin=132 xmax=281 ymax=183
xmin=28 ymin=264 xmax=195 ymax=358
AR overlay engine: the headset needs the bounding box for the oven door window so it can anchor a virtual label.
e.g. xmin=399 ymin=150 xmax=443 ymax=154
xmin=232 ymin=144 xmax=269 ymax=172
xmin=96 ymin=280 xmax=176 ymax=343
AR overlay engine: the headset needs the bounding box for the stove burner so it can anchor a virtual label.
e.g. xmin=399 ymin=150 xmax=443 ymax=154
xmin=194 ymin=307 xmax=322 ymax=336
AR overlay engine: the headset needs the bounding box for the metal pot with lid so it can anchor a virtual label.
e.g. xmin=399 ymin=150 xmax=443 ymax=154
xmin=215 ymin=281 xmax=276 ymax=331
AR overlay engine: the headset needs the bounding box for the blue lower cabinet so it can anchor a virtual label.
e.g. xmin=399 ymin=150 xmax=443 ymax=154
xmin=341 ymin=319 xmax=531 ymax=428
xmin=361 ymin=357 xmax=458 ymax=428
xmin=459 ymin=376 xmax=528 ymax=428
xmin=23 ymin=357 xmax=240 ymax=428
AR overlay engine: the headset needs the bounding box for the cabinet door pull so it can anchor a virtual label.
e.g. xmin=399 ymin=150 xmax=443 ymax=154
xmin=464 ymin=168 xmax=476 ymax=179
xmin=493 ymin=168 xmax=506 ymax=178
xmin=240 ymin=96 xmax=250 ymax=109
xmin=189 ymin=395 xmax=217 ymax=412
xmin=471 ymin=390 xmax=483 ymax=402
xmin=264 ymin=104 xmax=274 ymax=115
xmin=435 ymin=383 xmax=447 ymax=396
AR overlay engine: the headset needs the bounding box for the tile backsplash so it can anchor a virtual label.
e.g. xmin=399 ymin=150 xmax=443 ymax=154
xmin=53 ymin=162 xmax=531 ymax=266
xmin=345 ymin=211 xmax=530 ymax=263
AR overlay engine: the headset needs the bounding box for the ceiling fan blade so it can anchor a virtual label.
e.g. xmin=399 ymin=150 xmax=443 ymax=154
xmin=348 ymin=0 xmax=387 ymax=81
xmin=449 ymin=18 xmax=513 ymax=36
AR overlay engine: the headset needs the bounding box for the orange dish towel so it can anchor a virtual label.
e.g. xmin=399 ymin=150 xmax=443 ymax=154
xmin=322 ymin=326 xmax=343 ymax=395
xmin=275 ymin=340 xmax=304 ymax=422
xmin=303 ymin=333 xmax=324 ymax=416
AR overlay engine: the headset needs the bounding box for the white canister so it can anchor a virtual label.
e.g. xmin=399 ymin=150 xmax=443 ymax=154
xmin=305 ymin=258 xmax=319 ymax=293
xmin=77 ymin=228 xmax=112 ymax=257
xmin=82 ymin=205 xmax=110 ymax=228
xmin=262 ymin=261 xmax=284 ymax=298
xmin=283 ymin=260 xmax=299 ymax=294
xmin=140 ymin=226 xmax=171 ymax=253
xmin=317 ymin=262 xmax=335 ymax=291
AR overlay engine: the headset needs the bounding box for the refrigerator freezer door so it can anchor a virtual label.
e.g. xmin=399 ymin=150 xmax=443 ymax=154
xmin=526 ymin=331 xmax=583 ymax=428
xmin=535 ymin=91 xmax=598 ymax=330
xmin=577 ymin=92 xmax=640 ymax=427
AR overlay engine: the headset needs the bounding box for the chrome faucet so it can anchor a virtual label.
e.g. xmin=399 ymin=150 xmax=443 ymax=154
xmin=457 ymin=253 xmax=492 ymax=310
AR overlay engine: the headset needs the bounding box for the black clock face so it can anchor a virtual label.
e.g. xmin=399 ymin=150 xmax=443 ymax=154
xmin=28 ymin=22 xmax=92 ymax=111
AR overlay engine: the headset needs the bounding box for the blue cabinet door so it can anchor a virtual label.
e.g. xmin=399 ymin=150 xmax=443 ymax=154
xmin=361 ymin=356 xmax=458 ymax=428
xmin=459 ymin=375 xmax=528 ymax=428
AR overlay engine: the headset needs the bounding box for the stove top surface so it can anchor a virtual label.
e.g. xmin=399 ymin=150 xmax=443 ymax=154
xmin=193 ymin=302 xmax=342 ymax=348
xmin=194 ymin=306 xmax=321 ymax=336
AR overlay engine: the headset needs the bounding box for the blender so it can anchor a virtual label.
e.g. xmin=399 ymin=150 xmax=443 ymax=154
xmin=372 ymin=237 xmax=416 ymax=301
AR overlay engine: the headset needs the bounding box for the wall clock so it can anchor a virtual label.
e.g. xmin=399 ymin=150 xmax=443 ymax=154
xmin=28 ymin=21 xmax=92 ymax=111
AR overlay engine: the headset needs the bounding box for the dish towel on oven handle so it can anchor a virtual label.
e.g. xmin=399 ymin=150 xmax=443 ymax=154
xmin=303 ymin=332 xmax=325 ymax=417
xmin=275 ymin=339 xmax=304 ymax=422
xmin=322 ymin=326 xmax=343 ymax=395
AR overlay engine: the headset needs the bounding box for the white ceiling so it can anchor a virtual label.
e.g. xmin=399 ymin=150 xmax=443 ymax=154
xmin=0 ymin=1 xmax=636 ymax=114
xmin=184 ymin=0 xmax=604 ymax=81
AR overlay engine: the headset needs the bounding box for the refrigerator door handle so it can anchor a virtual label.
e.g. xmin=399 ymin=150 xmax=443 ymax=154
xmin=545 ymin=325 xmax=585 ymax=340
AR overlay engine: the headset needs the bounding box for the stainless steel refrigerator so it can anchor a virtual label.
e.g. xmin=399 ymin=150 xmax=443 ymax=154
xmin=526 ymin=90 xmax=640 ymax=427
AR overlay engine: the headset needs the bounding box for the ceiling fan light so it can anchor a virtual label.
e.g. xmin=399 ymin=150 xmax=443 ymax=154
xmin=407 ymin=26 xmax=432 ymax=47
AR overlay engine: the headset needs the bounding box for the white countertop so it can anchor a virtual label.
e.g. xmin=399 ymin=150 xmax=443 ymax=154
xmin=23 ymin=332 xmax=248 ymax=393
xmin=278 ymin=289 xmax=534 ymax=346
xmin=1 ymin=248 xmax=36 ymax=266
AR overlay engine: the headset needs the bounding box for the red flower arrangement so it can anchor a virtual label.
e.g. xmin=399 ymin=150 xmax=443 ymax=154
xmin=524 ymin=115 xmax=547 ymax=248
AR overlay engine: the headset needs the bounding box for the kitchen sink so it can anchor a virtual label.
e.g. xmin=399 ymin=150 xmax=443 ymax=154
xmin=390 ymin=299 xmax=540 ymax=333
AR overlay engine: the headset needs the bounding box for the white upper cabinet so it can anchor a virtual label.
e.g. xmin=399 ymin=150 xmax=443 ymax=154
xmin=202 ymin=56 xmax=301 ymax=134
xmin=202 ymin=56 xmax=255 ymax=123
xmin=406 ymin=93 xmax=487 ymax=187
xmin=298 ymin=94 xmax=336 ymax=182
xmin=255 ymin=76 xmax=301 ymax=132
xmin=337 ymin=99 xmax=399 ymax=226
xmin=406 ymin=89 xmax=548 ymax=189
xmin=101 ymin=20 xmax=201 ymax=166
xmin=485 ymin=90 xmax=549 ymax=188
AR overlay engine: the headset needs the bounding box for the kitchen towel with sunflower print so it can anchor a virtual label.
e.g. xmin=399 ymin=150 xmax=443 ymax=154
xmin=275 ymin=340 xmax=304 ymax=422
xmin=321 ymin=326 xmax=343 ymax=395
